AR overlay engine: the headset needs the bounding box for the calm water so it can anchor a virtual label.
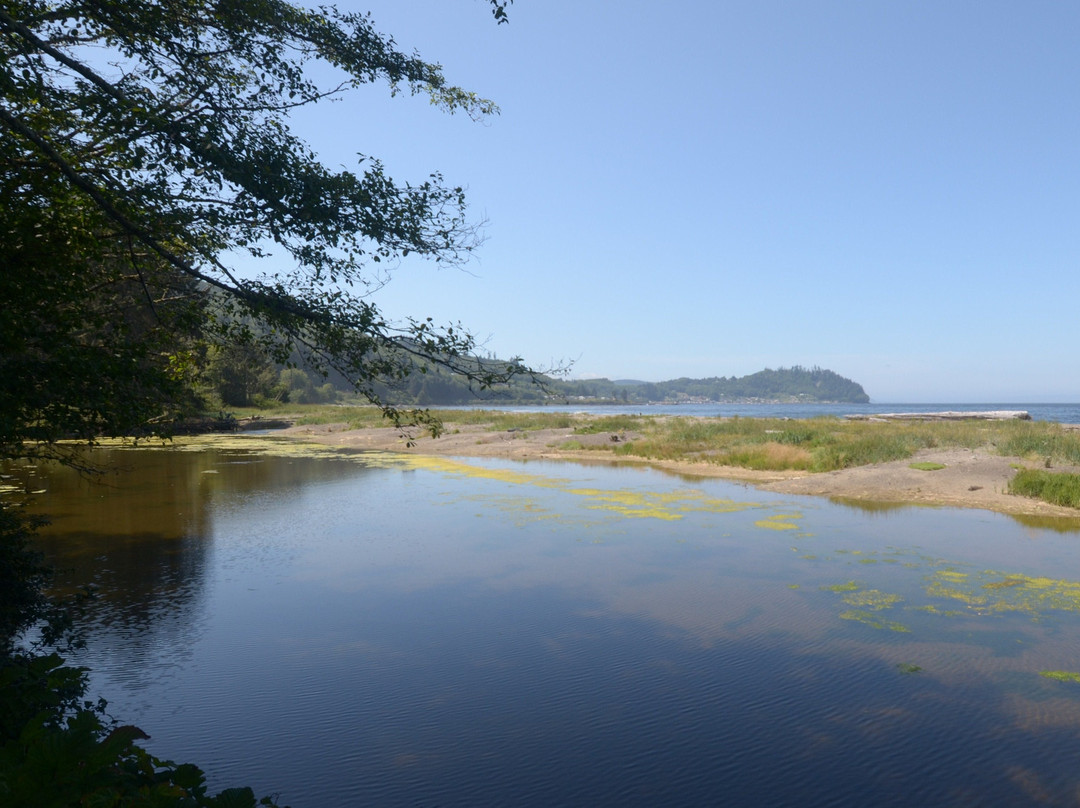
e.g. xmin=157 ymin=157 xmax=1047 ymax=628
xmin=12 ymin=436 xmax=1080 ymax=806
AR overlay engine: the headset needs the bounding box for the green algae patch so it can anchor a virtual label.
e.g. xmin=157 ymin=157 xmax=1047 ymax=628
xmin=914 ymin=604 xmax=965 ymax=617
xmin=983 ymin=577 xmax=1024 ymax=591
xmin=565 ymin=488 xmax=686 ymax=521
xmin=896 ymin=663 xmax=923 ymax=675
xmin=755 ymin=512 xmax=802 ymax=531
xmin=90 ymin=435 xmax=764 ymax=524
xmin=821 ymin=581 xmax=860 ymax=593
xmin=839 ymin=610 xmax=911 ymax=632
xmin=926 ymin=569 xmax=984 ymax=606
xmin=909 ymin=462 xmax=946 ymax=471
xmin=984 ymin=574 xmax=1080 ymax=615
xmin=404 ymin=457 xmax=757 ymax=522
xmin=404 ymin=456 xmax=567 ymax=488
xmin=565 ymin=487 xmax=751 ymax=521
xmin=1040 ymin=671 xmax=1080 ymax=683
xmin=922 ymin=568 xmax=1080 ymax=617
xmin=842 ymin=589 xmax=903 ymax=611
xmin=935 ymin=570 xmax=968 ymax=583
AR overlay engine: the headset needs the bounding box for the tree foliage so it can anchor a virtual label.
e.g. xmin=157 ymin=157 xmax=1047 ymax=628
xmin=0 ymin=0 xmax=533 ymax=457
xmin=0 ymin=2 xmax=521 ymax=804
xmin=0 ymin=177 xmax=204 ymax=462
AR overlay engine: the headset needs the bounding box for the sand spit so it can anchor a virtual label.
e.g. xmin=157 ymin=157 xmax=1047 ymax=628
xmin=277 ymin=417 xmax=1080 ymax=521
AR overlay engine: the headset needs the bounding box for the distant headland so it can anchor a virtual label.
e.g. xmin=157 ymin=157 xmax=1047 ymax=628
xmin=384 ymin=364 xmax=871 ymax=406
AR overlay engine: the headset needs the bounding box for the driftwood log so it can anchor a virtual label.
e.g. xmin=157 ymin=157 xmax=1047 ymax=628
xmin=844 ymin=411 xmax=1031 ymax=422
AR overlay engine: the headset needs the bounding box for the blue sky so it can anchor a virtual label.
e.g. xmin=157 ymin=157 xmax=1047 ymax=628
xmin=283 ymin=1 xmax=1080 ymax=402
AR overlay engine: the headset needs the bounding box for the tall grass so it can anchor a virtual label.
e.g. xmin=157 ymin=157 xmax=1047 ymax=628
xmin=222 ymin=404 xmax=1080 ymax=476
xmin=572 ymin=414 xmax=648 ymax=434
xmin=994 ymin=423 xmax=1080 ymax=465
xmin=612 ymin=418 xmax=1080 ymax=473
xmin=1009 ymin=469 xmax=1080 ymax=509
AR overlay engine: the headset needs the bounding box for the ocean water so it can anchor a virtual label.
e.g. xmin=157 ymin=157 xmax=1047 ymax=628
xmin=443 ymin=402 xmax=1080 ymax=423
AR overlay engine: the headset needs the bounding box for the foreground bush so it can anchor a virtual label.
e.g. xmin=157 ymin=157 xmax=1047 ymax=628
xmin=0 ymin=506 xmax=286 ymax=807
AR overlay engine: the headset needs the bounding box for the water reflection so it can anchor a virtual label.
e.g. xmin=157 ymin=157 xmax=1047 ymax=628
xmin=12 ymin=437 xmax=1080 ymax=806
xmin=13 ymin=440 xmax=384 ymax=698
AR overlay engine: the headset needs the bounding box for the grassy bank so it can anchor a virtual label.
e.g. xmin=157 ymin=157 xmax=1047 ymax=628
xmin=231 ymin=405 xmax=1080 ymax=475
xmin=608 ymin=416 xmax=1080 ymax=472
xmin=1009 ymin=469 xmax=1080 ymax=509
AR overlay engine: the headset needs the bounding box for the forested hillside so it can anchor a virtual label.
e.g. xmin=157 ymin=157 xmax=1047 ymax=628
xmin=356 ymin=364 xmax=871 ymax=406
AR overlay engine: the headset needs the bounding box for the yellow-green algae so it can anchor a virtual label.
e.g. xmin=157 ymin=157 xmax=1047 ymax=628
xmin=936 ymin=570 xmax=969 ymax=582
xmin=1039 ymin=671 xmax=1080 ymax=683
xmin=820 ymin=581 xmax=860 ymax=593
xmin=924 ymin=569 xmax=1080 ymax=617
xmin=841 ymin=589 xmax=904 ymax=611
xmin=913 ymin=604 xmax=966 ymax=617
xmin=983 ymin=577 xmax=1024 ymax=590
xmin=401 ymin=455 xmax=761 ymax=521
xmin=817 ymin=580 xmax=910 ymax=631
xmin=87 ymin=436 xmax=772 ymax=523
xmin=754 ymin=512 xmax=803 ymax=531
xmin=838 ymin=610 xmax=911 ymax=632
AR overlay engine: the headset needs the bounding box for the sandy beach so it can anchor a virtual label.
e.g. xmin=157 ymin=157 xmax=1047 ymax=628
xmin=277 ymin=418 xmax=1080 ymax=521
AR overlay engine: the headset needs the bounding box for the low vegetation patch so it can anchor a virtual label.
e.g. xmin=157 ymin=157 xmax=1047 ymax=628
xmin=214 ymin=406 xmax=1080 ymax=480
xmin=572 ymin=414 xmax=648 ymax=434
xmin=1009 ymin=469 xmax=1080 ymax=509
xmin=909 ymin=462 xmax=946 ymax=471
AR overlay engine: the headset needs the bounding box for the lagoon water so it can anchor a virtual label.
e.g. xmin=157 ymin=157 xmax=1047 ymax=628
xmin=15 ymin=436 xmax=1080 ymax=806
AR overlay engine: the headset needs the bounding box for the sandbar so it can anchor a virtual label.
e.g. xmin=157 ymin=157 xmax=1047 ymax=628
xmin=278 ymin=418 xmax=1080 ymax=521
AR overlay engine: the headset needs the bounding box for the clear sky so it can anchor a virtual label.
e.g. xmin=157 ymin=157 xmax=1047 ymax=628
xmin=282 ymin=1 xmax=1080 ymax=402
